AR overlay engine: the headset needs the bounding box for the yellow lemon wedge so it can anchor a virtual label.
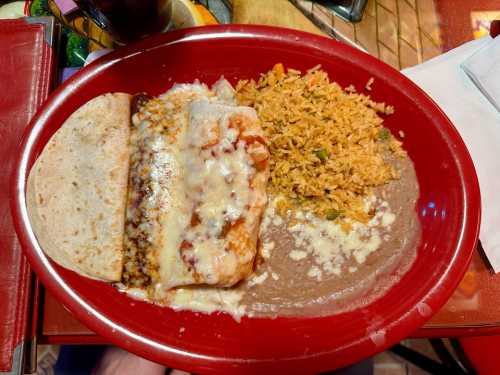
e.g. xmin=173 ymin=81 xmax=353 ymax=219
xmin=171 ymin=0 xmax=205 ymax=29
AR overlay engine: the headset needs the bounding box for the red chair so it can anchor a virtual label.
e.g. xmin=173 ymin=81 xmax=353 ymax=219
xmin=459 ymin=336 xmax=500 ymax=375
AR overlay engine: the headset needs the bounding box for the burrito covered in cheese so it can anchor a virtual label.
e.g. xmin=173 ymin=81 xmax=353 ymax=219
xmin=122 ymin=80 xmax=269 ymax=299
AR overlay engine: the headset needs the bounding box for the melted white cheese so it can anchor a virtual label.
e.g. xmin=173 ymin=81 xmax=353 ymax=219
xmin=152 ymin=106 xmax=194 ymax=294
xmin=179 ymin=100 xmax=258 ymax=282
xmin=137 ymin=82 xmax=264 ymax=294
xmin=128 ymin=80 xmax=263 ymax=314
xmin=212 ymin=77 xmax=237 ymax=104
xmin=167 ymin=287 xmax=246 ymax=320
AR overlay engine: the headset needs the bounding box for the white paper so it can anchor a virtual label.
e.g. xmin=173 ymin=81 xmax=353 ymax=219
xmin=403 ymin=37 xmax=500 ymax=272
xmin=462 ymin=37 xmax=500 ymax=113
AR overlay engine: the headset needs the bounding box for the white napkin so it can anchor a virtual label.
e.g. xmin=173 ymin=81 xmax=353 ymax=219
xmin=462 ymin=38 xmax=500 ymax=113
xmin=403 ymin=36 xmax=500 ymax=272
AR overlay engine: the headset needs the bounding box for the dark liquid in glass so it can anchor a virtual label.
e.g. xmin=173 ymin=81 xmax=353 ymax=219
xmin=75 ymin=0 xmax=170 ymax=42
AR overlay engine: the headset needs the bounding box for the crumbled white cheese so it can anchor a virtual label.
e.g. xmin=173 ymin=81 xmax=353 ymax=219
xmin=259 ymin=196 xmax=395 ymax=280
xmin=289 ymin=249 xmax=308 ymax=261
xmin=323 ymin=261 xmax=341 ymax=276
xmin=307 ymin=266 xmax=322 ymax=281
xmin=353 ymin=233 xmax=382 ymax=264
xmin=261 ymin=241 xmax=275 ymax=259
xmin=280 ymin=197 xmax=394 ymax=275
xmin=248 ymin=272 xmax=269 ymax=287
xmin=271 ymin=272 xmax=280 ymax=280
xmin=295 ymin=211 xmax=305 ymax=220
xmin=272 ymin=215 xmax=284 ymax=226
xmin=381 ymin=212 xmax=396 ymax=227
xmin=260 ymin=207 xmax=273 ymax=233
xmin=364 ymin=194 xmax=377 ymax=211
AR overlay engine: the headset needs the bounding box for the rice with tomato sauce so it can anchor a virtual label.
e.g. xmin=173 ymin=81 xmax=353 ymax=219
xmin=236 ymin=64 xmax=405 ymax=223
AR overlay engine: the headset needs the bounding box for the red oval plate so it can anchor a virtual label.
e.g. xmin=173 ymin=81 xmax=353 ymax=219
xmin=11 ymin=26 xmax=480 ymax=374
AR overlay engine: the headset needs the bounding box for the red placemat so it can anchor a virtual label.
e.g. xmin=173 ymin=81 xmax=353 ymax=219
xmin=0 ymin=17 xmax=55 ymax=374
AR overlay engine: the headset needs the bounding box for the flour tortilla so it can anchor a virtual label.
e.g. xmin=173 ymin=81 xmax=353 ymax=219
xmin=27 ymin=93 xmax=131 ymax=281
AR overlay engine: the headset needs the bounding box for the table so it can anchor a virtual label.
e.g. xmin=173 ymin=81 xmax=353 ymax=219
xmin=35 ymin=0 xmax=500 ymax=343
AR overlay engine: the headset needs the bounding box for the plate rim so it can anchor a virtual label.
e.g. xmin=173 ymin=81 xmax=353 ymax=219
xmin=10 ymin=25 xmax=481 ymax=373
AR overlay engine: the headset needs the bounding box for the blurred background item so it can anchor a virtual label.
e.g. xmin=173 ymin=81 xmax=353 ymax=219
xmin=25 ymin=0 xmax=223 ymax=69
xmin=315 ymin=0 xmax=368 ymax=22
xmin=72 ymin=0 xmax=172 ymax=42
xmin=231 ymin=0 xmax=324 ymax=35
xmin=0 ymin=1 xmax=24 ymax=18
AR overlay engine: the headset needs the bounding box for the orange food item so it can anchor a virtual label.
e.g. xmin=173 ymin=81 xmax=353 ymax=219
xmin=459 ymin=271 xmax=478 ymax=298
xmin=195 ymin=4 xmax=219 ymax=25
